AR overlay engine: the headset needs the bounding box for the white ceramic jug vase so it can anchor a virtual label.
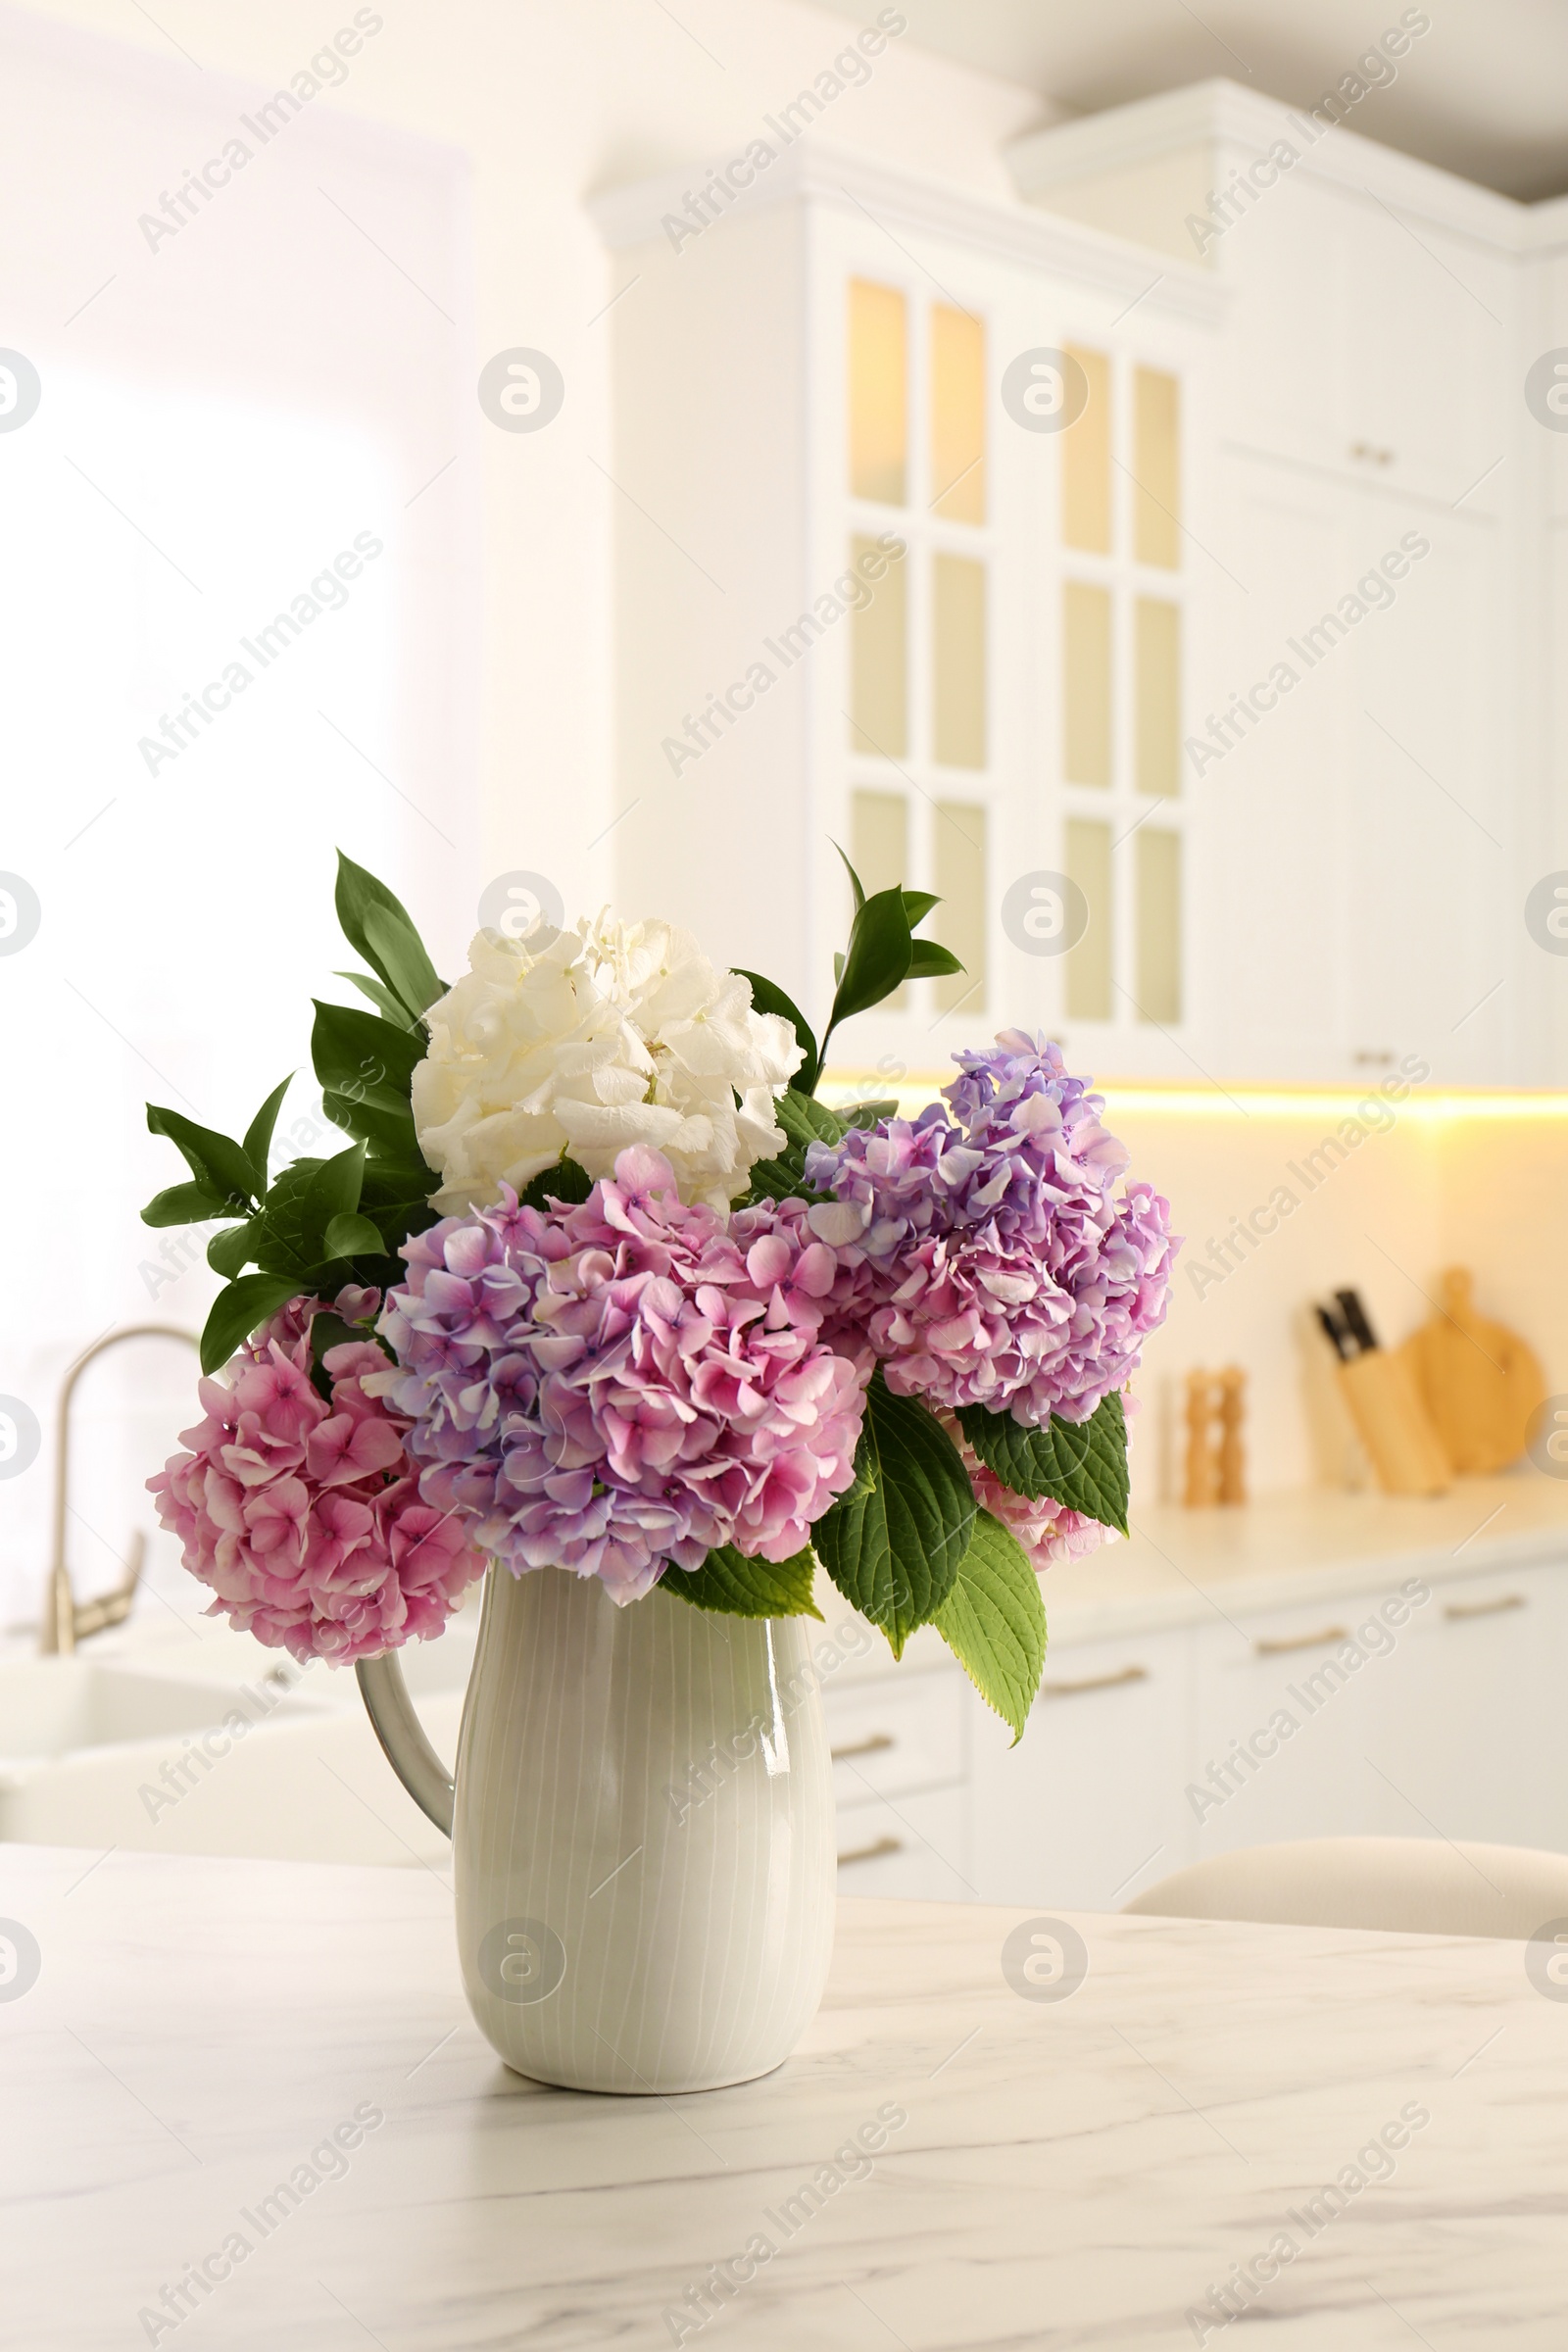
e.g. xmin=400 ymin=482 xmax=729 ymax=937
xmin=357 ymin=1565 xmax=837 ymax=2094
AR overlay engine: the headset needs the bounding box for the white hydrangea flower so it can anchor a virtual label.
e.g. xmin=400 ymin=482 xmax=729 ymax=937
xmin=412 ymin=914 xmax=802 ymax=1213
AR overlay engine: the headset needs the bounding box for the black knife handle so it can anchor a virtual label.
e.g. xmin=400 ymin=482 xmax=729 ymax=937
xmin=1334 ymin=1289 xmax=1379 ymax=1353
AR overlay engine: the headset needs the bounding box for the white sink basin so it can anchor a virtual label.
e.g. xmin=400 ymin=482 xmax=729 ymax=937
xmin=0 ymin=1619 xmax=480 ymax=1867
xmin=0 ymin=1656 xmax=304 ymax=1760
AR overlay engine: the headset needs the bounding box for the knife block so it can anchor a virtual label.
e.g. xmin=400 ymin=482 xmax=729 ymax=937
xmin=1338 ymin=1350 xmax=1451 ymax=1495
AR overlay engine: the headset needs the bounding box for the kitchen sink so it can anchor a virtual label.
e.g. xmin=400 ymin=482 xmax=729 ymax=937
xmin=0 ymin=1655 xmax=306 ymax=1761
xmin=0 ymin=1615 xmax=479 ymax=1866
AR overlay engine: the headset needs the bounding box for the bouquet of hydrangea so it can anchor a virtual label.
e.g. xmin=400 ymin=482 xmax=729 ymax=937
xmin=145 ymin=854 xmax=1176 ymax=1736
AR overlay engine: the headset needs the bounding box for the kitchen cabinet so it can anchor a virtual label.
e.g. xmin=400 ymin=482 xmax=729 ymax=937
xmin=1198 ymin=452 xmax=1513 ymax=1081
xmin=968 ymin=1623 xmax=1196 ymax=1911
xmin=824 ymin=1662 xmax=973 ymax=1901
xmin=1190 ymin=1558 xmax=1568 ymax=1860
xmin=833 ymin=1786 xmax=970 ymax=1902
xmin=1367 ymin=1560 xmax=1568 ymax=1851
xmin=596 ymin=89 xmax=1561 ymax=1084
xmin=1008 ymin=79 xmax=1552 ymax=1084
xmin=931 ymin=1535 xmax=1568 ymax=1913
xmin=592 ymin=141 xmax=1223 ymax=1087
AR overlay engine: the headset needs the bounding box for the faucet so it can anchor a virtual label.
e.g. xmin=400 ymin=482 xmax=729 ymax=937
xmin=41 ymin=1323 xmax=200 ymax=1656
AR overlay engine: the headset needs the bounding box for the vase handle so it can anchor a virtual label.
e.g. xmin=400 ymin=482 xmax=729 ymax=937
xmin=355 ymin=1650 xmax=455 ymax=1838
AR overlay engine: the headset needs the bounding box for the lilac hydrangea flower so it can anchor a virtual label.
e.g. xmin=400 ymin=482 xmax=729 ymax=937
xmin=806 ymin=1031 xmax=1177 ymax=1428
xmin=377 ymin=1146 xmax=867 ymax=1604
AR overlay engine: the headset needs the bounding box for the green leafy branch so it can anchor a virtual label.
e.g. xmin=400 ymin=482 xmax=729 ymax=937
xmin=143 ymin=852 xmax=454 ymax=1374
xmin=734 ymin=846 xmax=961 ymax=1098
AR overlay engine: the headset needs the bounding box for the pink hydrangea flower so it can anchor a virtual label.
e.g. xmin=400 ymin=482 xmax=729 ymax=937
xmin=379 ymin=1146 xmax=868 ymax=1604
xmin=807 ymin=1033 xmax=1178 ymax=1428
xmin=148 ymin=1290 xmax=488 ymax=1664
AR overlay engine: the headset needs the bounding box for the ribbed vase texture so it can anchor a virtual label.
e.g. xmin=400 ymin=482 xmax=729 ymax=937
xmin=452 ymin=1568 xmax=837 ymax=2093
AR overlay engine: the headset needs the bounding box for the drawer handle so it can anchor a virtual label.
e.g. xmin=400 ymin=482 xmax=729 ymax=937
xmin=1254 ymin=1626 xmax=1348 ymax=1656
xmin=1039 ymin=1664 xmax=1149 ymax=1698
xmin=837 ymin=1835 xmax=903 ymax=1868
xmin=831 ymin=1732 xmax=895 ymax=1762
xmin=1445 ymin=1593 xmax=1526 ymax=1621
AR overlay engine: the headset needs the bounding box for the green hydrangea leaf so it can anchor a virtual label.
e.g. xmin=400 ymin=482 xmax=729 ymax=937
xmin=661 ymin=1545 xmax=822 ymax=1619
xmin=334 ymin=852 xmax=445 ymax=1015
xmin=518 ymin=1155 xmax=594 ymax=1211
xmin=142 ymin=1180 xmax=230 ymax=1229
xmin=824 ymin=884 xmax=912 ymax=1034
xmin=145 ymin=1105 xmax=258 ymax=1213
xmin=337 ymin=969 xmax=419 ymax=1029
xmin=363 ymin=901 xmax=443 ymax=1024
xmin=240 ymin=1076 xmax=295 ymax=1192
xmin=199 ymin=1274 xmax=304 ymax=1375
xmin=324 ymin=1211 xmax=385 ymax=1259
xmin=311 ymin=1000 xmax=424 ymax=1109
xmin=813 ymin=1373 xmax=976 ymax=1657
xmin=833 ymin=842 xmax=866 ymax=914
xmin=956 ymin=1390 xmax=1129 ymax=1538
xmin=934 ymin=1510 xmax=1048 ymax=1743
xmin=207 ymin=1220 xmax=259 ymax=1278
xmin=775 ymin=1091 xmax=847 ymax=1150
xmin=832 ymin=1098 xmax=898 ymax=1132
xmin=905 ymin=939 xmax=963 ymax=980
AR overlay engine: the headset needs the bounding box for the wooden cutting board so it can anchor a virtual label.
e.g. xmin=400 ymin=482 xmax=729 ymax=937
xmin=1400 ymin=1267 xmax=1545 ymax=1475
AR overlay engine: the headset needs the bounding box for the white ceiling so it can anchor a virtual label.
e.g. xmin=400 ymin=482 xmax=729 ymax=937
xmin=820 ymin=0 xmax=1568 ymax=202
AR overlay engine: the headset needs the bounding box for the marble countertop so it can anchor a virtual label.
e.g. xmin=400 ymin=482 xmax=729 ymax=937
xmin=826 ymin=1468 xmax=1568 ymax=1680
xmin=3 ymin=1841 xmax=1564 ymax=2348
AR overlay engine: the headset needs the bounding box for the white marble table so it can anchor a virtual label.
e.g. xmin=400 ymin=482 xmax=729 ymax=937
xmin=3 ymin=1842 xmax=1564 ymax=2348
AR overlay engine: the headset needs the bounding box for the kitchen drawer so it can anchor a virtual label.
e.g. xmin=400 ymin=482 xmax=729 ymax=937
xmin=1191 ymin=1579 xmax=1431 ymax=1855
xmin=1192 ymin=1560 xmax=1568 ymax=1857
xmin=823 ymin=1670 xmax=965 ymax=1809
xmin=970 ymin=1622 xmax=1195 ymax=1910
xmin=835 ymin=1785 xmax=969 ymax=1901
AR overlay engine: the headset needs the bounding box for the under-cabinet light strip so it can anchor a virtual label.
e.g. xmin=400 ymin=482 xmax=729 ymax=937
xmin=820 ymin=1075 xmax=1568 ymax=1123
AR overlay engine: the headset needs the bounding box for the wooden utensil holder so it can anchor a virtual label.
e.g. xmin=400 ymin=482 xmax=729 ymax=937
xmin=1338 ymin=1350 xmax=1451 ymax=1495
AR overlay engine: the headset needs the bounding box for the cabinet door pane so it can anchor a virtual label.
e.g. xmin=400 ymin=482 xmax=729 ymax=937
xmin=1133 ymin=366 xmax=1180 ymax=568
xmin=849 ymin=279 xmax=907 ymax=505
xmin=851 ymin=786 xmax=908 ymax=894
xmin=1064 ymin=816 xmax=1112 ymax=1019
xmin=1136 ymin=827 xmax=1182 ymax=1023
xmin=852 ymin=788 xmax=909 ymax=1009
xmin=1061 ymin=344 xmax=1111 ymax=554
xmin=1063 ymin=580 xmax=1112 ymax=787
xmin=1135 ymin=598 xmax=1181 ymax=797
xmin=933 ymin=553 xmax=986 ymax=768
xmin=850 ymin=531 xmax=907 ymax=756
xmin=930 ymin=304 xmax=985 ymax=522
xmin=933 ymin=800 xmax=986 ymax=1014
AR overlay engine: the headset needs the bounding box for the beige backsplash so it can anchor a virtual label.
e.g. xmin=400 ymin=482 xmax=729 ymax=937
xmin=1103 ymin=1096 xmax=1566 ymax=1504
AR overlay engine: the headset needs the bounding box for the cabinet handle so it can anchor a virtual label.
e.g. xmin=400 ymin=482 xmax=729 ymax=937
xmin=1254 ymin=1625 xmax=1348 ymax=1655
xmin=837 ymin=1835 xmax=903 ymax=1867
xmin=1039 ymin=1664 xmax=1149 ymax=1698
xmin=1444 ymin=1593 xmax=1526 ymax=1621
xmin=830 ymin=1732 xmax=895 ymax=1762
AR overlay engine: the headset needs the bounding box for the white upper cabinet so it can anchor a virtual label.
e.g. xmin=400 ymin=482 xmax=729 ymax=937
xmin=593 ymin=89 xmax=1568 ymax=1089
xmin=592 ymin=144 xmax=1222 ymax=1085
xmin=1010 ymin=79 xmax=1564 ymax=1086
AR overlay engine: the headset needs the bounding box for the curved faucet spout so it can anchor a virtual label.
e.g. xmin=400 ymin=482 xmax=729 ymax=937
xmin=43 ymin=1322 xmax=200 ymax=1656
